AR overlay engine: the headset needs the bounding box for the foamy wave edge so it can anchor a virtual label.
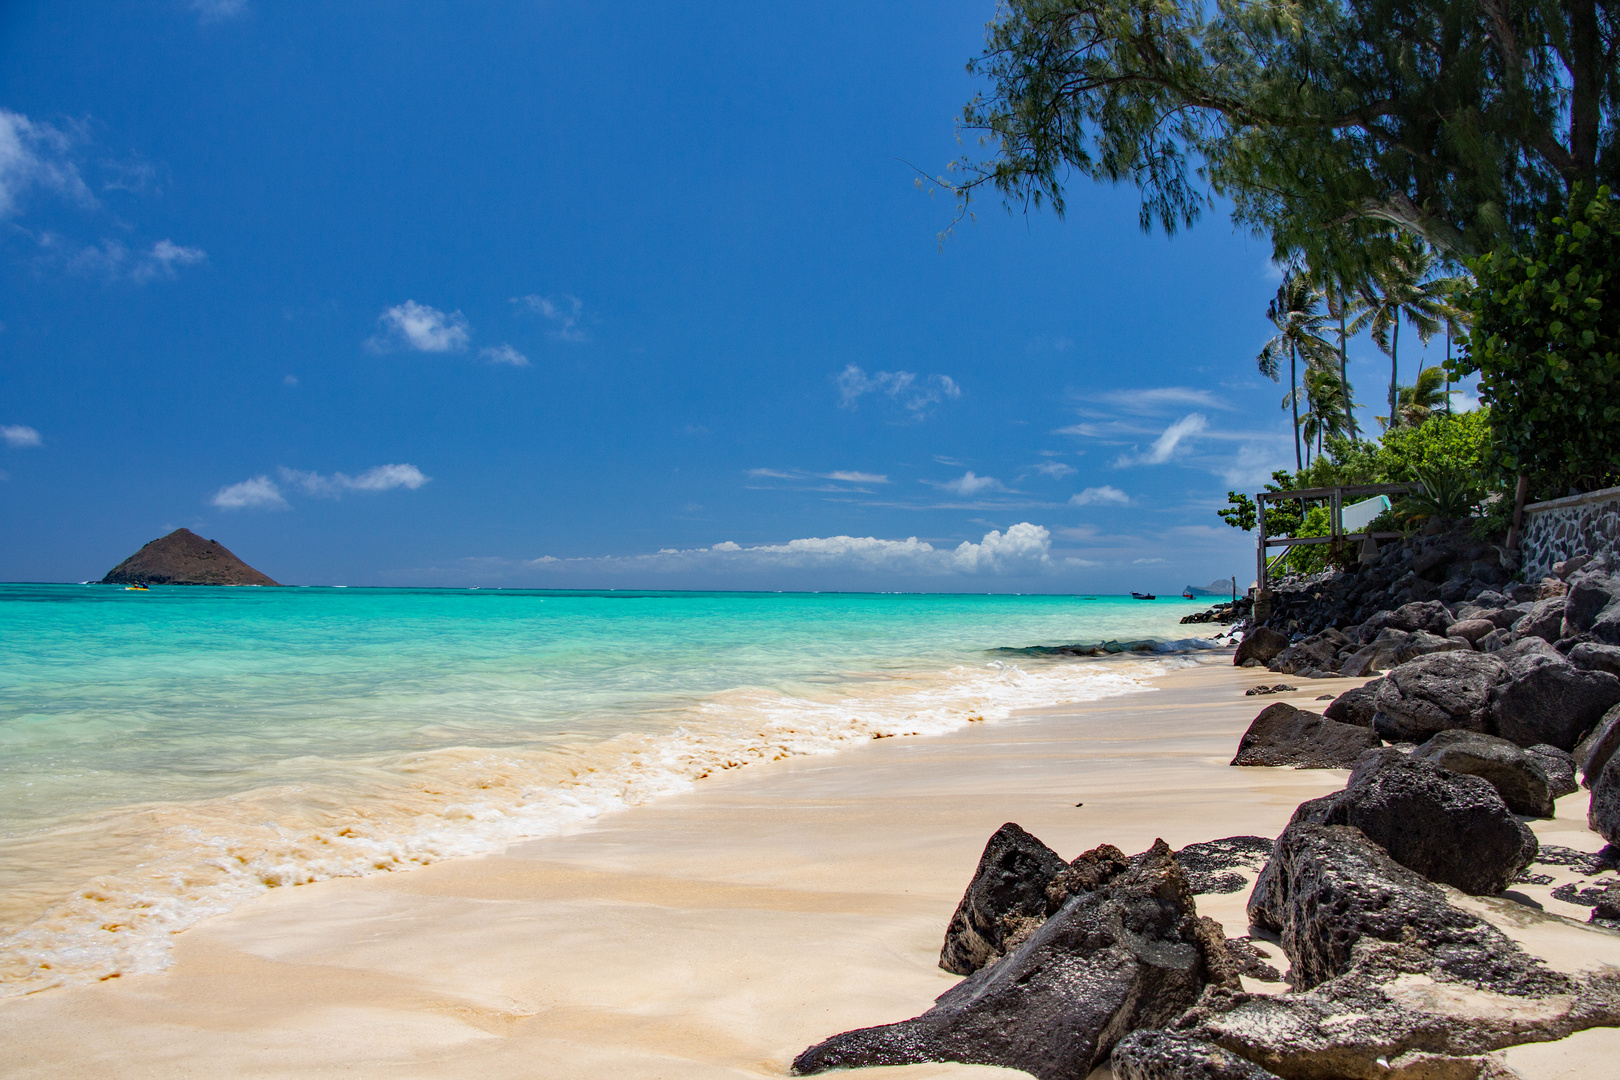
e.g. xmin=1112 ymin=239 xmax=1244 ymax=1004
xmin=0 ymin=654 xmax=1201 ymax=996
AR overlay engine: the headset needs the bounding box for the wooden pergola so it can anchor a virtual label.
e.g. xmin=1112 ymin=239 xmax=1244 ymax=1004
xmin=1255 ymin=484 xmax=1419 ymax=592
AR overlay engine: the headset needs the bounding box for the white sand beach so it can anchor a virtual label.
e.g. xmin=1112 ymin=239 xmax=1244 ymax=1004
xmin=3 ymin=657 xmax=1618 ymax=1079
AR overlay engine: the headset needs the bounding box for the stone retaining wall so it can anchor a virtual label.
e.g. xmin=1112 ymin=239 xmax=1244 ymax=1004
xmin=1522 ymin=485 xmax=1620 ymax=580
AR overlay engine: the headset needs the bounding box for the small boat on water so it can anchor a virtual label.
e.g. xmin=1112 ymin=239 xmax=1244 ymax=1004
xmin=124 ymin=584 xmax=150 ymax=591
xmin=1181 ymin=589 xmax=1195 ymax=599
xmin=1131 ymin=591 xmax=1157 ymax=600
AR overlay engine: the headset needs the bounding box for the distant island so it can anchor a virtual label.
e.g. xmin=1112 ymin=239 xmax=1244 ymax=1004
xmin=100 ymin=528 xmax=281 ymax=586
xmin=1184 ymin=578 xmax=1236 ymax=597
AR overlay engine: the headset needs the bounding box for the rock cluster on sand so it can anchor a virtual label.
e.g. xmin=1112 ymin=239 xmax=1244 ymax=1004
xmin=792 ymin=543 xmax=1620 ymax=1080
xmin=100 ymin=528 xmax=280 ymax=586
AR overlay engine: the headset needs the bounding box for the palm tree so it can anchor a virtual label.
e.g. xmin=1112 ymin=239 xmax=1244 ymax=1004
xmin=1314 ymin=272 xmax=1365 ymax=440
xmin=1257 ymin=273 xmax=1336 ymax=470
xmin=1297 ymin=366 xmax=1355 ymax=460
xmin=1352 ymin=239 xmax=1450 ymax=424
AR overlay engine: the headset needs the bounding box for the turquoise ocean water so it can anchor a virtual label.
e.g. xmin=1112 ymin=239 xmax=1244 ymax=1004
xmin=0 ymin=584 xmax=1221 ymax=993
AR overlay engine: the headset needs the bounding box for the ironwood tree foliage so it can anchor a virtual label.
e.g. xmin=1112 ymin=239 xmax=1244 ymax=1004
xmin=1449 ymin=188 xmax=1620 ymax=495
xmin=954 ymin=0 xmax=1619 ymax=269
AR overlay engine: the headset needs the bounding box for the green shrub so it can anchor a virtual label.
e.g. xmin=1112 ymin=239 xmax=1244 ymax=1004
xmin=1450 ymin=187 xmax=1620 ymax=497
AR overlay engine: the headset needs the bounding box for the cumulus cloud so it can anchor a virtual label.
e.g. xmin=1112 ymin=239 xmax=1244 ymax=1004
xmin=518 ymin=523 xmax=1052 ymax=577
xmin=367 ymin=301 xmax=470 ymax=353
xmin=277 ymin=464 xmax=430 ymax=497
xmin=479 ymin=343 xmax=529 ymax=367
xmin=836 ymin=365 xmax=961 ymax=415
xmin=935 ymin=471 xmax=1004 ymax=496
xmin=0 ymin=109 xmax=93 ymax=220
xmin=1070 ymin=485 xmax=1130 ymax=506
xmin=211 ymin=475 xmax=286 ymax=509
xmin=1114 ymin=413 xmax=1208 ymax=467
xmin=514 ymin=294 xmax=588 ymax=342
xmin=131 ymin=239 xmax=207 ymax=283
xmin=1035 ymin=461 xmax=1077 ymax=479
xmin=1 ymin=425 xmax=42 ymax=448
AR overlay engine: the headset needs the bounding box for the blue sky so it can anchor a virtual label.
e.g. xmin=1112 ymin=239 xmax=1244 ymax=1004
xmin=0 ymin=1 xmax=1468 ymax=591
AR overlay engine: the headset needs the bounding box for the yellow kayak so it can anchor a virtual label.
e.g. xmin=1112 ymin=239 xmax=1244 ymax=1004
xmin=125 ymin=585 xmax=150 ymax=591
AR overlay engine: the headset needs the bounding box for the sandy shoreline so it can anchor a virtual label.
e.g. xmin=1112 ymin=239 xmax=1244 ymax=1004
xmin=4 ymin=655 xmax=1619 ymax=1078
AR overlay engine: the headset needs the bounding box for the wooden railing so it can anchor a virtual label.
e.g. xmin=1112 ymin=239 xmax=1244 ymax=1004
xmin=1255 ymin=484 xmax=1420 ymax=592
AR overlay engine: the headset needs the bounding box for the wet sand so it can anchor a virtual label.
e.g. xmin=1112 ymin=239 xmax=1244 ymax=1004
xmin=3 ymin=658 xmax=1618 ymax=1079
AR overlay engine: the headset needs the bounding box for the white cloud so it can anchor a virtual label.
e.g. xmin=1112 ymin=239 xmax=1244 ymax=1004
xmin=1035 ymin=461 xmax=1077 ymax=479
xmin=0 ymin=109 xmax=93 ymax=220
xmin=1070 ymin=485 xmax=1130 ymax=506
xmin=747 ymin=468 xmax=800 ymax=480
xmin=934 ymin=471 xmax=1003 ymax=496
xmin=836 ymin=365 xmax=961 ymax=415
xmin=823 ymin=470 xmax=889 ymax=484
xmin=1132 ymin=557 xmax=1167 ymax=565
xmin=514 ymin=294 xmax=588 ymax=342
xmin=367 ymin=301 xmax=470 ymax=353
xmin=479 ymin=343 xmax=529 ymax=367
xmin=211 ymin=475 xmax=286 ymax=510
xmin=131 ymin=239 xmax=207 ymax=283
xmin=283 ymin=374 xmax=298 ymax=387
xmin=1 ymin=425 xmax=42 ymax=448
xmin=41 ymin=234 xmax=207 ymax=284
xmin=278 ymin=463 xmax=430 ymax=497
xmin=518 ymin=523 xmax=1052 ymax=577
xmin=190 ymin=0 xmax=249 ymax=22
xmin=1094 ymin=387 xmax=1230 ymax=413
xmin=1115 ymin=413 xmax=1208 ymax=467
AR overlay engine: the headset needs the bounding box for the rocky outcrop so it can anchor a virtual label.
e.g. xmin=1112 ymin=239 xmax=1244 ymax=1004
xmin=1264 ymin=750 xmax=1537 ymax=895
xmin=1248 ymin=823 xmax=1547 ymax=990
xmin=938 ymin=823 xmax=1068 ymax=976
xmin=794 ymin=841 xmax=1235 ymax=1080
xmin=1229 ymin=703 xmax=1380 ymax=769
xmin=1112 ymin=1029 xmax=1284 ymax=1080
xmin=1370 ymin=651 xmax=1505 ymax=743
xmin=100 ymin=528 xmax=280 ymax=586
xmin=1043 ymin=842 xmax=1130 ymax=911
xmin=1413 ymin=729 xmax=1557 ymax=817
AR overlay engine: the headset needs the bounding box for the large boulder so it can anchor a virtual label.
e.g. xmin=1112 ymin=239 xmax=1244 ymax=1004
xmin=1383 ymin=599 xmax=1452 ymax=635
xmin=793 ymin=841 xmax=1236 ymax=1080
xmin=1247 ymin=822 xmax=1541 ymax=989
xmin=1589 ymin=754 xmax=1620 ymax=844
xmin=1566 ymin=573 xmax=1620 ymax=636
xmin=1370 ymin=651 xmax=1506 ymax=743
xmin=1265 ymin=750 xmax=1537 ymax=895
xmin=1446 ymin=617 xmax=1497 ymax=644
xmin=1111 ymin=1029 xmax=1283 ymax=1080
xmin=1267 ymin=631 xmax=1345 ymax=676
xmin=1229 ymin=703 xmax=1380 ymax=769
xmin=1321 ymin=680 xmax=1381 ymax=727
xmin=1571 ymin=641 xmax=1620 ymax=677
xmin=1413 ymin=729 xmax=1557 ymax=817
xmin=1513 ymin=597 xmax=1569 ymax=642
xmin=1527 ymin=743 xmax=1581 ymax=798
xmin=1233 ymin=627 xmax=1288 ymax=668
xmin=1490 ymin=649 xmax=1620 ymax=751
xmin=1575 ymin=704 xmax=1620 ymax=788
xmin=938 ymin=823 xmax=1068 ymax=976
xmin=1338 ymin=628 xmax=1415 ymax=677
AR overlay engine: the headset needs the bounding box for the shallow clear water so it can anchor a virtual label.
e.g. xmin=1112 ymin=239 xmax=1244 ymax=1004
xmin=0 ymin=584 xmax=1219 ymax=992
